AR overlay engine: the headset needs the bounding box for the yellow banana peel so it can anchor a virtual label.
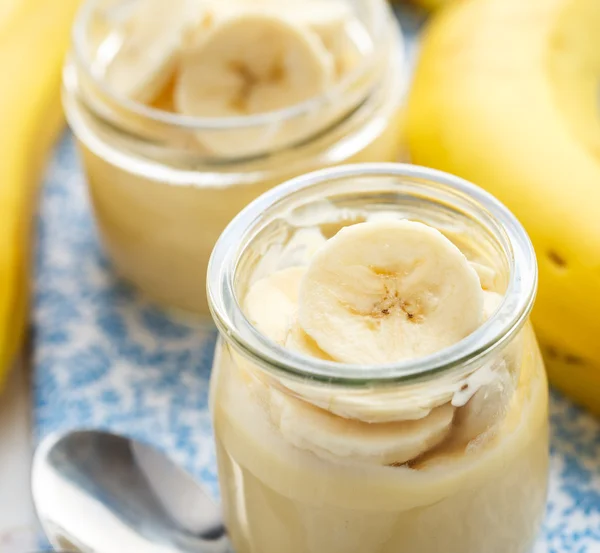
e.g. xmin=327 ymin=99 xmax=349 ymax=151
xmin=0 ymin=0 xmax=80 ymax=387
xmin=406 ymin=0 xmax=600 ymax=415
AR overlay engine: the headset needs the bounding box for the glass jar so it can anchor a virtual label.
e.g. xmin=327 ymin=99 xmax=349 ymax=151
xmin=207 ymin=164 xmax=549 ymax=553
xmin=62 ymin=0 xmax=406 ymax=316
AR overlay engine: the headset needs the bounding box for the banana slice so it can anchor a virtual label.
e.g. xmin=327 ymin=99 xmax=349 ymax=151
xmin=208 ymin=0 xmax=352 ymax=51
xmin=483 ymin=290 xmax=504 ymax=320
xmin=282 ymin=1 xmax=367 ymax=78
xmin=285 ymin=322 xmax=332 ymax=360
xmin=283 ymin=323 xmax=463 ymax=422
xmin=299 ymin=220 xmax=485 ymax=365
xmin=453 ymin=364 xmax=515 ymax=446
xmin=470 ymin=261 xmax=499 ymax=291
xmin=270 ymin=388 xmax=456 ymax=465
xmin=247 ymin=228 xmax=324 ymax=289
xmin=174 ymin=13 xmax=334 ymax=156
xmin=275 ymin=0 xmax=352 ymax=54
xmin=244 ymin=266 xmax=305 ymax=345
xmin=278 ymin=227 xmax=327 ymax=270
xmin=102 ymin=0 xmax=199 ymax=103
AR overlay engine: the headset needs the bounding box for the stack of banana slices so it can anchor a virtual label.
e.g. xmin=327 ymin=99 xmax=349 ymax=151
xmin=97 ymin=0 xmax=370 ymax=156
xmin=243 ymin=219 xmax=518 ymax=466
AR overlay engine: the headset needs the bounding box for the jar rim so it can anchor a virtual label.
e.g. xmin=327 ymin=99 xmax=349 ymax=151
xmin=207 ymin=163 xmax=538 ymax=385
xmin=70 ymin=0 xmax=399 ymax=132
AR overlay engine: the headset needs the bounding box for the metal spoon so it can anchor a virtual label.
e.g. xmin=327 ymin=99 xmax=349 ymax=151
xmin=32 ymin=429 xmax=230 ymax=553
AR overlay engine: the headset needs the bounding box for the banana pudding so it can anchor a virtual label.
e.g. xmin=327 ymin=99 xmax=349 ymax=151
xmin=207 ymin=164 xmax=549 ymax=553
xmin=63 ymin=0 xmax=405 ymax=315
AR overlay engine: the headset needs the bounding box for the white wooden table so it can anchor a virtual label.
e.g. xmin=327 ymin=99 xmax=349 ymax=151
xmin=0 ymin=363 xmax=39 ymax=551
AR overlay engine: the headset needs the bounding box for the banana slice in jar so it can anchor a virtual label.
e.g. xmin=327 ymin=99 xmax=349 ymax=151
xmin=284 ymin=1 xmax=367 ymax=78
xmin=218 ymin=0 xmax=363 ymax=80
xmin=244 ymin=266 xmax=306 ymax=345
xmin=270 ymin=388 xmax=456 ymax=465
xmin=211 ymin=0 xmax=353 ymax=50
xmin=299 ymin=220 xmax=485 ymax=365
xmin=483 ymin=290 xmax=503 ymax=319
xmin=470 ymin=260 xmax=499 ymax=291
xmin=101 ymin=0 xmax=201 ymax=103
xmin=278 ymin=227 xmax=328 ymax=270
xmin=174 ymin=12 xmax=335 ymax=156
xmin=285 ymin=322 xmax=332 ymax=360
xmin=453 ymin=363 xmax=516 ymax=447
xmin=272 ymin=0 xmax=353 ymax=55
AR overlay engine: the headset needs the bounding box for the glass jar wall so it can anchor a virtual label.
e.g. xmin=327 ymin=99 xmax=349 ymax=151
xmin=63 ymin=0 xmax=406 ymax=315
xmin=207 ymin=164 xmax=549 ymax=553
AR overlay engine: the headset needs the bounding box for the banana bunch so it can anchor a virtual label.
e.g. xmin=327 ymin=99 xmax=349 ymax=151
xmin=406 ymin=0 xmax=600 ymax=415
xmin=0 ymin=0 xmax=80 ymax=389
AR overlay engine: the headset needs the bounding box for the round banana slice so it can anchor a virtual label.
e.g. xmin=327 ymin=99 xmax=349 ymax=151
xmin=470 ymin=261 xmax=499 ymax=291
xmin=299 ymin=220 xmax=485 ymax=365
xmin=232 ymin=0 xmax=365 ymax=78
xmin=208 ymin=0 xmax=352 ymax=49
xmin=270 ymin=388 xmax=456 ymax=465
xmin=453 ymin=364 xmax=515 ymax=446
xmin=285 ymin=323 xmax=332 ymax=360
xmin=278 ymin=227 xmax=327 ymax=270
xmin=174 ymin=13 xmax=334 ymax=156
xmin=102 ymin=0 xmax=199 ymax=103
xmin=274 ymin=0 xmax=352 ymax=53
xmin=283 ymin=323 xmax=458 ymax=422
xmin=244 ymin=266 xmax=305 ymax=345
xmin=249 ymin=227 xmax=326 ymax=284
xmin=483 ymin=290 xmax=503 ymax=319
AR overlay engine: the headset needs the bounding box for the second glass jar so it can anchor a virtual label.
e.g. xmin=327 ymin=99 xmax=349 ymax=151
xmin=63 ymin=0 xmax=406 ymax=315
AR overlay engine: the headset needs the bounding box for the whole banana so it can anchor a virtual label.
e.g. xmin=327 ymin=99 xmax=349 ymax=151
xmin=406 ymin=0 xmax=600 ymax=415
xmin=0 ymin=0 xmax=80 ymax=387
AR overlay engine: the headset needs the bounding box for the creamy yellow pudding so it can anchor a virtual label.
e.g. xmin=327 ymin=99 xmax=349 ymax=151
xmin=63 ymin=0 xmax=406 ymax=315
xmin=207 ymin=165 xmax=549 ymax=553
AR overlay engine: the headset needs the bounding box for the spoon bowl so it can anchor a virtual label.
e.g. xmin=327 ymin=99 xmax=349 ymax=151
xmin=32 ymin=430 xmax=230 ymax=553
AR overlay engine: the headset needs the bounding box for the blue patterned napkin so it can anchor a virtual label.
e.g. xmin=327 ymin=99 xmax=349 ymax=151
xmin=33 ymin=135 xmax=220 ymax=497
